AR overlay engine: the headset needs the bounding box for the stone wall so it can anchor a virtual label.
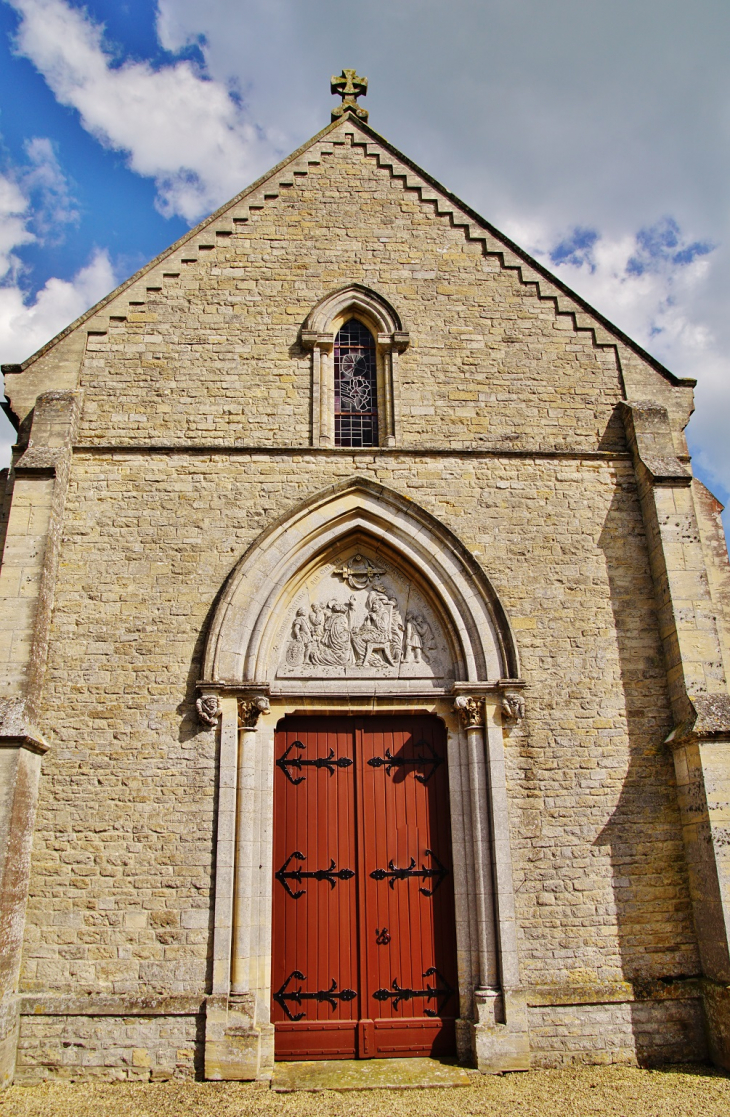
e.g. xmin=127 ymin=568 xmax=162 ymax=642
xmin=15 ymin=1008 xmax=199 ymax=1082
xmin=76 ymin=132 xmax=629 ymax=454
xmin=3 ymin=116 xmax=719 ymax=1076
xmin=20 ymin=453 xmax=698 ymax=1003
xmin=527 ymin=998 xmax=707 ymax=1067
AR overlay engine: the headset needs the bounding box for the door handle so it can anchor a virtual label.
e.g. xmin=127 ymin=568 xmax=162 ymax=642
xmin=375 ymin=927 xmax=391 ymax=945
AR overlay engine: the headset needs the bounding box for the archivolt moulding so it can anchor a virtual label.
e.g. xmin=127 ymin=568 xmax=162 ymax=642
xmin=202 ymin=478 xmax=519 ymax=688
xmin=300 ymin=284 xmax=409 ymax=448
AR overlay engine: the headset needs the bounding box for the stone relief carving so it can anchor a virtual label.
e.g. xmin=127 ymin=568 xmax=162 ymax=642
xmin=403 ymin=614 xmax=436 ymax=663
xmin=275 ymin=553 xmax=451 ymax=680
xmin=238 ymin=695 xmax=271 ymax=729
xmin=454 ymin=694 xmax=485 ymax=728
xmin=196 ymin=694 xmax=221 ymax=727
xmin=333 ymin=554 xmax=385 ymax=590
xmin=501 ymin=692 xmax=526 ymax=723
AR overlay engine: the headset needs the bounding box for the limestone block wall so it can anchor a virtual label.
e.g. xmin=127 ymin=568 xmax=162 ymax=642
xmin=19 ymin=453 xmax=698 ymax=1015
xmin=3 ymin=116 xmax=717 ymax=1076
xmin=75 ymin=134 xmax=630 ymax=455
xmin=15 ymin=1011 xmax=199 ymax=1082
xmin=527 ymin=999 xmax=707 ymax=1068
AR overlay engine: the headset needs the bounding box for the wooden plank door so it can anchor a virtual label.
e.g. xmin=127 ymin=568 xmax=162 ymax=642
xmin=271 ymin=715 xmax=457 ymax=1060
xmin=358 ymin=716 xmax=458 ymax=1057
xmin=271 ymin=717 xmax=359 ymax=1058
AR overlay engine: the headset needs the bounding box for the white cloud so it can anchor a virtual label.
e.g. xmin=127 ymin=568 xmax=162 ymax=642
xmin=507 ymin=215 xmax=730 ymax=504
xmin=20 ymin=135 xmax=79 ymax=238
xmin=506 ymin=216 xmax=716 ymax=372
xmin=7 ymin=0 xmax=278 ymax=222
xmin=0 ymin=172 xmax=33 ymax=281
xmin=0 ymin=134 xmax=78 ymax=280
xmin=0 ymin=138 xmax=115 ymax=467
xmin=0 ymin=248 xmax=115 ymax=365
xmin=0 ymin=246 xmax=115 ymax=463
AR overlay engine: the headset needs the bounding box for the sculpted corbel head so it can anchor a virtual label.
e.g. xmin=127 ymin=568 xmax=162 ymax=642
xmin=501 ymin=691 xmax=526 ymax=724
xmin=196 ymin=693 xmax=222 ymax=727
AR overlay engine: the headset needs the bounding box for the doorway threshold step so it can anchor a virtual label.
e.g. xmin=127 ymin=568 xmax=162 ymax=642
xmin=271 ymin=1057 xmax=472 ymax=1091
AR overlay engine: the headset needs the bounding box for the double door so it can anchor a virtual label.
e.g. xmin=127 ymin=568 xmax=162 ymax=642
xmin=272 ymin=715 xmax=458 ymax=1059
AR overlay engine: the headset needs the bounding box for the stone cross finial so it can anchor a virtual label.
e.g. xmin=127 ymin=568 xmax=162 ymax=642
xmin=331 ymin=69 xmax=368 ymax=121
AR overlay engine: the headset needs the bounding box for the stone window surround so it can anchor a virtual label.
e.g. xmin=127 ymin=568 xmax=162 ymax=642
xmin=301 ymin=284 xmax=410 ymax=448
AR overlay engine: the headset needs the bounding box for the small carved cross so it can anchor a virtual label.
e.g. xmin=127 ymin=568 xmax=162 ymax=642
xmin=331 ymin=69 xmax=368 ymax=122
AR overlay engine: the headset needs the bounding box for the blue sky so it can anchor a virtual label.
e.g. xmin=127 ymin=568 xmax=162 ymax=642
xmin=1 ymin=0 xmax=730 ymax=529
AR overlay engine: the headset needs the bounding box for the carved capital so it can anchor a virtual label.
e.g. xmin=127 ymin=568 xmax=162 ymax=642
xmin=501 ymin=691 xmax=526 ymax=724
xmin=238 ymin=695 xmax=270 ymax=730
xmin=196 ymin=694 xmax=221 ymax=728
xmin=300 ymin=330 xmax=333 ymax=351
xmin=454 ymin=694 xmax=485 ymax=729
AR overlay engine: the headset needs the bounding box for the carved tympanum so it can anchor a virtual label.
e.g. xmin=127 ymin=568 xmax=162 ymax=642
xmin=196 ymin=694 xmax=221 ymax=727
xmin=276 ymin=554 xmax=448 ymax=680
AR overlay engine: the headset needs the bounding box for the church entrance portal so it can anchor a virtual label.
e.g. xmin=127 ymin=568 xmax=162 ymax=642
xmin=272 ymin=715 xmax=458 ymax=1060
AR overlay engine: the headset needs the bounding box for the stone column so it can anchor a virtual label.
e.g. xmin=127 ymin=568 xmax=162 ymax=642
xmin=206 ymin=695 xmax=273 ymax=1081
xmin=230 ymin=713 xmax=258 ymax=1000
xmin=205 ymin=695 xmax=236 ymax=999
xmin=301 ymin=332 xmax=334 ymax=447
xmin=454 ymin=696 xmax=497 ymax=992
xmin=621 ymin=401 xmax=730 ymax=1068
xmin=202 ymin=693 xmax=236 ymax=1081
xmin=454 ymin=690 xmax=529 ymax=1071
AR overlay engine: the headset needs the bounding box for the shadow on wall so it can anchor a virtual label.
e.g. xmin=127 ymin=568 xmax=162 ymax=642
xmin=596 ymin=483 xmax=706 ymax=1066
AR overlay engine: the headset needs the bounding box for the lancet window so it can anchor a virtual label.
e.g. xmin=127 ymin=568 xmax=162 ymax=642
xmin=301 ymin=284 xmax=410 ymax=448
xmin=334 ymin=318 xmax=378 ymax=447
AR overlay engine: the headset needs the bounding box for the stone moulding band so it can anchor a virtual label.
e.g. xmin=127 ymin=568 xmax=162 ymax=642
xmin=70 ymin=445 xmax=634 ymax=461
xmin=18 ymin=995 xmax=206 ymax=1016
xmin=17 ymin=979 xmax=704 ymax=1017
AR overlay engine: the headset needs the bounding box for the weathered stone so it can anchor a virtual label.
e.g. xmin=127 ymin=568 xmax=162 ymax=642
xmin=0 ymin=107 xmax=728 ymax=1082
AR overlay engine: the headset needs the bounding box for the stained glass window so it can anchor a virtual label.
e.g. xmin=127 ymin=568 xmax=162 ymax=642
xmin=334 ymin=318 xmax=378 ymax=447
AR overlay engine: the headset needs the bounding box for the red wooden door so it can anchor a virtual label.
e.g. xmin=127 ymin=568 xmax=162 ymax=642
xmin=272 ymin=716 xmax=458 ymax=1060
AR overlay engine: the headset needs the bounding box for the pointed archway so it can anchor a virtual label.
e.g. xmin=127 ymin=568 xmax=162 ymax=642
xmin=203 ymin=476 xmax=519 ymax=686
xmin=200 ymin=479 xmax=529 ymax=1080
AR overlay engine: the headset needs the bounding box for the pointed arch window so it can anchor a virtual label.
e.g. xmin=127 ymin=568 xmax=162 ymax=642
xmin=334 ymin=318 xmax=378 ymax=447
xmin=301 ymin=284 xmax=410 ymax=449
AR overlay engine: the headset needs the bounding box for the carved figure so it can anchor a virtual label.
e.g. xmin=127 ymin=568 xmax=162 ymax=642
xmin=308 ymin=598 xmax=355 ymax=666
xmin=501 ymin=693 xmax=526 ymax=723
xmin=308 ymin=602 xmax=326 ymax=648
xmin=403 ymin=613 xmax=434 ymax=664
xmin=351 ymin=587 xmax=403 ymax=667
xmin=285 ymin=607 xmax=312 ymax=666
xmin=196 ymin=694 xmax=221 ymax=727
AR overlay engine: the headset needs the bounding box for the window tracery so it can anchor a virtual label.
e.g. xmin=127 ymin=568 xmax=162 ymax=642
xmin=301 ymin=284 xmax=409 ymax=449
xmin=334 ymin=319 xmax=378 ymax=447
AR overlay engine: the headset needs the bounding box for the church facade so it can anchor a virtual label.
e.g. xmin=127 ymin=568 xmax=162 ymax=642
xmin=2 ymin=75 xmax=730 ymax=1084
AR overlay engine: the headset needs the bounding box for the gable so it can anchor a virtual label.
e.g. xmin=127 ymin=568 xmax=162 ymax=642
xmin=2 ymin=115 xmax=695 ymax=454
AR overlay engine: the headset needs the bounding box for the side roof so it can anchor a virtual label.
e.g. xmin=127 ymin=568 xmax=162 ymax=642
xmin=1 ymin=112 xmax=695 ymax=431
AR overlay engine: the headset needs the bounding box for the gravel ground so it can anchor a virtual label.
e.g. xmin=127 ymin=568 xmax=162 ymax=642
xmin=2 ymin=1066 xmax=730 ymax=1117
